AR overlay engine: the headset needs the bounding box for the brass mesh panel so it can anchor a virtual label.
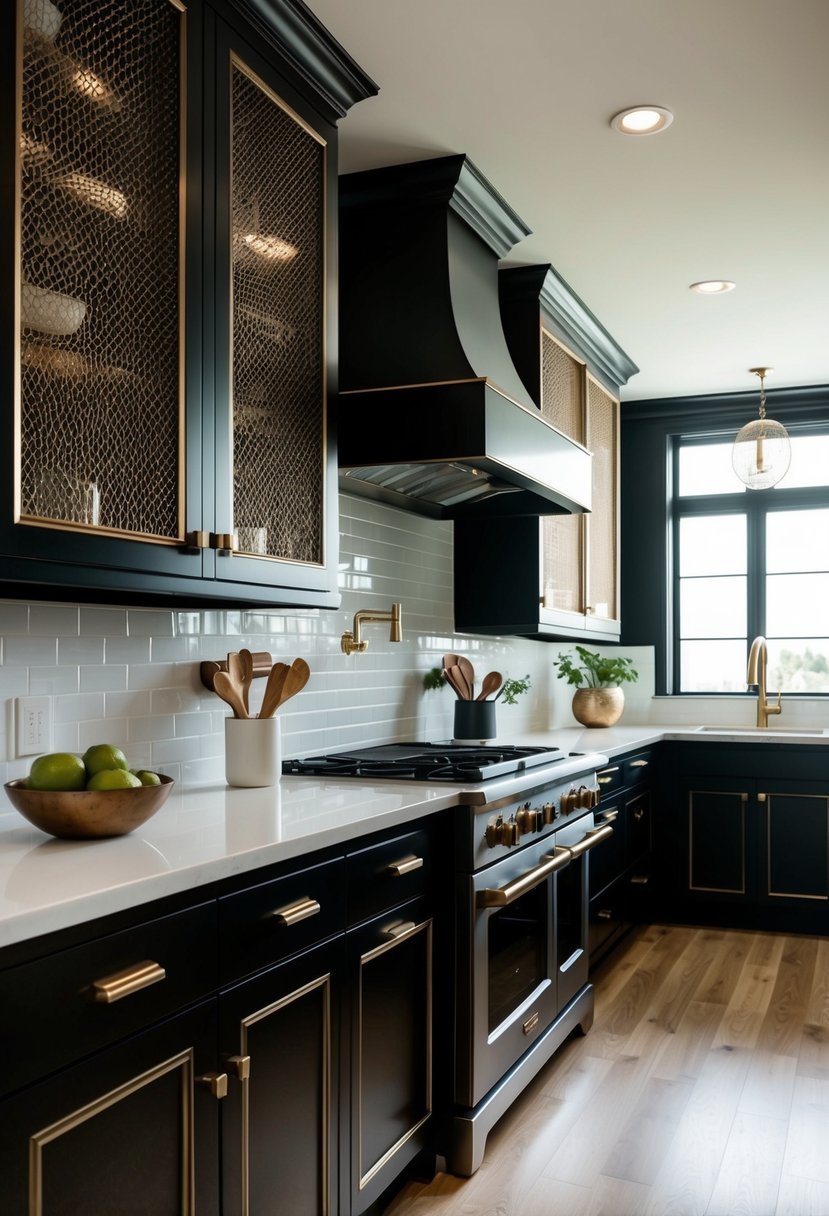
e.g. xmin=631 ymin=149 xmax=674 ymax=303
xmin=231 ymin=60 xmax=325 ymax=565
xmin=541 ymin=515 xmax=582 ymax=612
xmin=540 ymin=331 xmax=584 ymax=442
xmin=19 ymin=0 xmax=182 ymax=538
xmin=586 ymin=378 xmax=618 ymax=620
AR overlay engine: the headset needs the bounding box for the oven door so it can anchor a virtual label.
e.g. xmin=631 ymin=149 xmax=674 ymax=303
xmin=456 ymin=814 xmax=613 ymax=1110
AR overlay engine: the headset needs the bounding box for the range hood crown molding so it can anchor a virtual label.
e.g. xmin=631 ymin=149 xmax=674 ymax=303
xmin=500 ymin=264 xmax=639 ymax=393
xmin=339 ymin=153 xmax=530 ymax=258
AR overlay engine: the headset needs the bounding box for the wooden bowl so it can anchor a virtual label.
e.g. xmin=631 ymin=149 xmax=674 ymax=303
xmin=3 ymin=775 xmax=174 ymax=840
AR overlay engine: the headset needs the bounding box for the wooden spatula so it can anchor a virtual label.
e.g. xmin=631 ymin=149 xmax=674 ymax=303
xmin=274 ymin=658 xmax=310 ymax=711
xmin=259 ymin=662 xmax=290 ymax=719
xmin=214 ymin=670 xmax=249 ymax=719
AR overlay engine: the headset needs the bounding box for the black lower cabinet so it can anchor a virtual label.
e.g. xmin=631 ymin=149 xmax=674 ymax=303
xmin=588 ymin=749 xmax=654 ymax=969
xmin=656 ymin=743 xmax=829 ymax=933
xmin=0 ymin=1000 xmax=220 ymax=1215
xmin=219 ymin=937 xmax=343 ymax=1216
xmin=345 ymin=897 xmax=433 ymax=1214
xmin=0 ymin=819 xmax=444 ymax=1215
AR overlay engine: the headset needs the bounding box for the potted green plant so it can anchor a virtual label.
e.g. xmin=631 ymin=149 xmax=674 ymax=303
xmin=552 ymin=646 xmax=638 ymax=728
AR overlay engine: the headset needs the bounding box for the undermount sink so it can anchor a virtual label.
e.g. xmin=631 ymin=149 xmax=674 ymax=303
xmin=693 ymin=725 xmax=828 ymax=736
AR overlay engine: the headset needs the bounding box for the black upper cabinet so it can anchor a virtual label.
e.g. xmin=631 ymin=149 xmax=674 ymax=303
xmin=454 ymin=264 xmax=638 ymax=641
xmin=2 ymin=0 xmax=376 ymax=608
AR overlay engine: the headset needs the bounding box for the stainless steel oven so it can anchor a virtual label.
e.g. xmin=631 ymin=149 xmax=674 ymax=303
xmin=281 ymin=741 xmax=612 ymax=1180
xmin=450 ymin=761 xmax=612 ymax=1176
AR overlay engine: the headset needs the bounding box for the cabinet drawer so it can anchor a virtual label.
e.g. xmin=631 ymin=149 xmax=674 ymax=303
xmin=0 ymin=901 xmax=217 ymax=1098
xmin=623 ymin=751 xmax=653 ymax=788
xmin=596 ymin=763 xmax=624 ymax=796
xmin=347 ymin=828 xmax=431 ymax=926
xmin=588 ymin=802 xmax=625 ymax=897
xmin=219 ymin=857 xmax=345 ymax=984
xmin=589 ymin=877 xmax=626 ymax=960
xmin=626 ymin=789 xmax=652 ymax=866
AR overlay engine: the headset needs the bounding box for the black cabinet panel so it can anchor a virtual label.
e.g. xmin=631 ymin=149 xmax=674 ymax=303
xmin=346 ymin=827 xmax=432 ymax=926
xmin=765 ymin=792 xmax=829 ymax=900
xmin=688 ymin=790 xmax=746 ymax=894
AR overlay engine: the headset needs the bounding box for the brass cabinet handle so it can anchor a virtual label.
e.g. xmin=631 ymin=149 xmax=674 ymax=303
xmin=388 ymin=856 xmax=424 ymax=877
xmin=522 ymin=1011 xmax=540 ymax=1035
xmin=633 ymin=808 xmax=645 ymax=822
xmin=566 ymin=822 xmax=614 ymax=860
xmin=92 ymin=960 xmax=166 ymax=1004
xmin=598 ymin=767 xmax=620 ymax=784
xmin=630 ymin=874 xmax=650 ymax=886
xmin=597 ymin=909 xmax=614 ymax=920
xmin=228 ymin=1055 xmax=251 ymax=1081
xmin=477 ymin=846 xmax=572 ymax=909
xmin=270 ymin=897 xmax=321 ymax=926
xmin=598 ymin=809 xmax=619 ymax=824
xmin=758 ymin=792 xmax=767 ymax=803
xmin=197 ymin=1072 xmax=228 ymax=1099
xmin=386 ymin=920 xmax=418 ymax=940
xmin=629 ymin=759 xmax=649 ymax=768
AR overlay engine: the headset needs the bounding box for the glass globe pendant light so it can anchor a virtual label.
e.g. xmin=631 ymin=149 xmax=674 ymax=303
xmin=732 ymin=367 xmax=791 ymax=490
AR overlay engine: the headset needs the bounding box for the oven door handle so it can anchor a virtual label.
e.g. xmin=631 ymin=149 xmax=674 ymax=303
xmin=564 ymin=822 xmax=615 ymax=860
xmin=476 ymin=846 xmax=573 ymax=909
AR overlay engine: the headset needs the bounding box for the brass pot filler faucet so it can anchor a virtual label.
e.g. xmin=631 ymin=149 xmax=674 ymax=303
xmin=341 ymin=603 xmax=403 ymax=655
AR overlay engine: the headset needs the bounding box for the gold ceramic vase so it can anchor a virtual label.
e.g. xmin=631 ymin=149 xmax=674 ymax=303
xmin=572 ymin=686 xmax=625 ymax=728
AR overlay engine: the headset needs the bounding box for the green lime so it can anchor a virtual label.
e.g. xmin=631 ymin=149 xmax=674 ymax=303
xmin=86 ymin=768 xmax=142 ymax=791
xmin=133 ymin=769 xmax=162 ymax=787
xmin=29 ymin=752 xmax=86 ymax=792
xmin=83 ymin=743 xmax=129 ymax=777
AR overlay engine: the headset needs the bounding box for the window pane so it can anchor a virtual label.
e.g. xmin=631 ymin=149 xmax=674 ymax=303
xmin=680 ymin=640 xmax=747 ymax=692
xmin=679 ymin=515 xmax=746 ymax=576
xmin=678 ymin=443 xmax=744 ymax=496
xmin=680 ymin=576 xmax=746 ymax=637
xmin=767 ymin=573 xmax=829 ymax=635
xmin=767 ymin=640 xmax=829 ymax=693
xmin=767 ymin=509 xmax=829 ymax=573
xmin=781 ymin=435 xmax=829 ymax=489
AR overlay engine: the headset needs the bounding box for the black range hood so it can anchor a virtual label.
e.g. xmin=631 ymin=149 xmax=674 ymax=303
xmin=337 ymin=155 xmax=592 ymax=520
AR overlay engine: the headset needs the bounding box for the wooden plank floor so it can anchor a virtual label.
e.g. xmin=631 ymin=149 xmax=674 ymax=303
xmin=385 ymin=924 xmax=829 ymax=1216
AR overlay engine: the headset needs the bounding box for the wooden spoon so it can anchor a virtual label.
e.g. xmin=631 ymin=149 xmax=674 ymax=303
xmin=259 ymin=662 xmax=290 ymax=719
xmin=225 ymin=652 xmax=247 ymax=706
xmin=476 ymin=671 xmax=503 ymax=701
xmin=445 ymin=663 xmax=470 ymax=700
xmin=442 ymin=652 xmax=461 ymax=673
xmin=273 ymin=657 xmax=311 ymax=712
xmin=214 ymin=670 xmax=249 ymax=719
xmin=457 ymin=656 xmax=475 ymax=700
xmin=238 ymin=648 xmax=255 ymax=715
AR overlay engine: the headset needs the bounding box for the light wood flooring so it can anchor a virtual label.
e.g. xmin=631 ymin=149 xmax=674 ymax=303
xmin=386 ymin=923 xmax=829 ymax=1216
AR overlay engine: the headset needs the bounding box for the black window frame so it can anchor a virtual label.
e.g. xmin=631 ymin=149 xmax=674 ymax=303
xmin=619 ymin=384 xmax=829 ymax=697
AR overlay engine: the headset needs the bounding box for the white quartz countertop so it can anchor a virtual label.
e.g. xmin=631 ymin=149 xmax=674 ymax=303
xmin=2 ymin=721 xmax=827 ymax=951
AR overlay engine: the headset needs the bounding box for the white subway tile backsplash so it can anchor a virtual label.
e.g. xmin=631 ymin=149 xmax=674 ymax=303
xmin=58 ymin=637 xmax=106 ymax=665
xmin=2 ymin=496 xmax=752 ymax=783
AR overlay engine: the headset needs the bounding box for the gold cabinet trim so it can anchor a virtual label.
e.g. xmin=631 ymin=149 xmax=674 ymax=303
xmin=28 ymin=1049 xmax=195 ymax=1216
xmin=239 ymin=972 xmax=332 ymax=1216
xmin=357 ymin=918 xmax=433 ymax=1191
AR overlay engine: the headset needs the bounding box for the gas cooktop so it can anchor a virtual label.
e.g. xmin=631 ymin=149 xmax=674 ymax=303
xmin=281 ymin=742 xmax=565 ymax=783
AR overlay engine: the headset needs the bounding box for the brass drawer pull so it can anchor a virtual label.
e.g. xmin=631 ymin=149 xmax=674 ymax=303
xmin=197 ymin=1072 xmax=228 ymax=1099
xmin=386 ymin=920 xmax=418 ymax=940
xmin=598 ymin=809 xmax=619 ymax=824
xmin=92 ymin=960 xmax=166 ymax=1004
xmin=598 ymin=767 xmax=620 ymax=784
xmin=388 ymin=856 xmax=424 ymax=877
xmin=629 ymin=759 xmax=649 ymax=768
xmin=630 ymin=874 xmax=650 ymax=886
xmin=597 ymin=909 xmax=614 ymax=920
xmin=633 ymin=808 xmax=645 ymax=822
xmin=271 ymin=897 xmax=321 ymax=926
xmin=523 ymin=1011 xmax=540 ymax=1035
xmin=228 ymin=1054 xmax=251 ymax=1081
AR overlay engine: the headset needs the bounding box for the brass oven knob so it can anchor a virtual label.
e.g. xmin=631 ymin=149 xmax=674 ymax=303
xmin=484 ymin=815 xmax=521 ymax=848
xmin=515 ymin=803 xmax=541 ymax=834
xmin=542 ymin=801 xmax=558 ymax=825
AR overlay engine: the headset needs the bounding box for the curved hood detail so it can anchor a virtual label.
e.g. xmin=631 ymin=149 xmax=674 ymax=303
xmin=337 ymin=154 xmax=593 ymax=520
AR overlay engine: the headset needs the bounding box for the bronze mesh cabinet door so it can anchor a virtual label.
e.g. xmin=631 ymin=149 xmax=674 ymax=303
xmin=16 ymin=0 xmax=189 ymax=550
xmin=585 ymin=375 xmax=619 ymax=626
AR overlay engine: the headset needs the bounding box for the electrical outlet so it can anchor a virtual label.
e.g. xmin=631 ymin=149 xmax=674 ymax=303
xmin=15 ymin=696 xmax=52 ymax=757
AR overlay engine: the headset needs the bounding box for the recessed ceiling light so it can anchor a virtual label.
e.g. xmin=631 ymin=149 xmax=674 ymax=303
xmin=610 ymin=105 xmax=674 ymax=136
xmin=690 ymin=280 xmax=736 ymax=295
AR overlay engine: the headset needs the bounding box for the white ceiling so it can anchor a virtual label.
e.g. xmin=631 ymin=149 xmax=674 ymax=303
xmin=306 ymin=0 xmax=829 ymax=402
